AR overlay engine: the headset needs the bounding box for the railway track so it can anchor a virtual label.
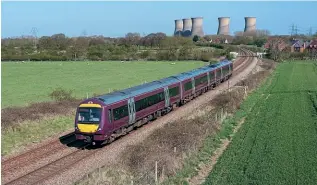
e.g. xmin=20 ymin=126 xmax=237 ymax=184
xmin=2 ymin=133 xmax=75 ymax=174
xmin=1 ymin=49 xmax=256 ymax=185
xmin=233 ymin=49 xmax=254 ymax=75
xmin=4 ymin=143 xmax=92 ymax=185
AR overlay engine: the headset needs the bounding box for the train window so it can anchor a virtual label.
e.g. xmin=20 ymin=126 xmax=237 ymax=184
xmin=184 ymin=81 xmax=192 ymax=91
xmin=135 ymin=98 xmax=145 ymax=112
xmin=135 ymin=91 xmax=165 ymax=112
xmin=201 ymin=75 xmax=207 ymax=83
xmin=222 ymin=65 xmax=229 ymax=75
xmin=195 ymin=75 xmax=208 ymax=86
xmin=78 ymin=108 xmax=101 ymax=123
xmin=216 ymin=69 xmax=221 ymax=78
xmin=169 ymin=86 xmax=179 ymax=97
xmin=113 ymin=105 xmax=128 ymax=121
xmin=195 ymin=78 xmax=200 ymax=86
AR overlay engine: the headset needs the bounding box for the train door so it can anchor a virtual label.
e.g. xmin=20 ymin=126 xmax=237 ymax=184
xmin=164 ymin=87 xmax=170 ymax=107
xmin=207 ymin=72 xmax=210 ymax=86
xmin=107 ymin=108 xmax=114 ymax=131
xmin=191 ymin=77 xmax=195 ymax=94
xmin=128 ymin=98 xmax=136 ymax=125
xmin=179 ymin=82 xmax=183 ymax=100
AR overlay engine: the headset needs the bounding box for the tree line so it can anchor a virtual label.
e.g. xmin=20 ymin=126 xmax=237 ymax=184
xmin=1 ymin=31 xmax=272 ymax=62
xmin=2 ymin=33 xmax=168 ymax=61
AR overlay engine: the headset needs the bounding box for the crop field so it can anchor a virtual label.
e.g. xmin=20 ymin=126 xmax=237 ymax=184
xmin=1 ymin=61 xmax=205 ymax=108
xmin=204 ymin=62 xmax=317 ymax=184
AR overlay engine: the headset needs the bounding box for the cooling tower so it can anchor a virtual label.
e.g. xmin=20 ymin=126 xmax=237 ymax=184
xmin=244 ymin=17 xmax=256 ymax=32
xmin=217 ymin=17 xmax=230 ymax=35
xmin=174 ymin=19 xmax=183 ymax=36
xmin=182 ymin=18 xmax=192 ymax=37
xmin=191 ymin=17 xmax=204 ymax=37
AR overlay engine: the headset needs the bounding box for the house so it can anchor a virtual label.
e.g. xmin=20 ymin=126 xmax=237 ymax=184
xmin=208 ymin=35 xmax=233 ymax=44
xmin=264 ymin=37 xmax=288 ymax=51
xmin=306 ymin=39 xmax=317 ymax=53
xmin=290 ymin=39 xmax=311 ymax=52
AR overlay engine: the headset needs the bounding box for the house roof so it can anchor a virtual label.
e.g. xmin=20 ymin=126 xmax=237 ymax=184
xmin=291 ymin=39 xmax=312 ymax=48
xmin=307 ymin=39 xmax=317 ymax=48
xmin=264 ymin=37 xmax=288 ymax=51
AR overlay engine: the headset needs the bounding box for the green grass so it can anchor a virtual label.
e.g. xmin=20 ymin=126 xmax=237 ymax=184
xmin=1 ymin=61 xmax=205 ymax=108
xmin=1 ymin=115 xmax=74 ymax=156
xmin=204 ymin=61 xmax=317 ymax=185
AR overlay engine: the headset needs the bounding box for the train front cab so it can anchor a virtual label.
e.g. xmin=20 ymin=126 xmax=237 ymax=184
xmin=75 ymin=102 xmax=110 ymax=145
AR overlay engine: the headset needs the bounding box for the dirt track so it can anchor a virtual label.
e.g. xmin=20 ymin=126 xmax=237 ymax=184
xmin=1 ymin=50 xmax=257 ymax=185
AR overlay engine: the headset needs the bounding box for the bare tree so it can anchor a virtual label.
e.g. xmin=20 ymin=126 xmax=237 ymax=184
xmin=267 ymin=37 xmax=288 ymax=61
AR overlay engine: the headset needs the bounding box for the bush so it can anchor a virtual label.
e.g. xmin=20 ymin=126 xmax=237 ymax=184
xmin=139 ymin=50 xmax=150 ymax=59
xmin=193 ymin=35 xmax=199 ymax=42
xmin=210 ymin=43 xmax=224 ymax=49
xmin=49 ymin=88 xmax=75 ymax=101
xmin=201 ymin=52 xmax=213 ymax=62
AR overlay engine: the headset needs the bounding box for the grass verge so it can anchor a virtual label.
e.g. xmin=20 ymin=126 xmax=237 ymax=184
xmin=1 ymin=114 xmax=74 ymax=156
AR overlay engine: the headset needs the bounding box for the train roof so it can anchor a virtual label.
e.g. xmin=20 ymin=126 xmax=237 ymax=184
xmin=157 ymin=76 xmax=181 ymax=85
xmin=205 ymin=60 xmax=232 ymax=69
xmin=96 ymin=80 xmax=166 ymax=104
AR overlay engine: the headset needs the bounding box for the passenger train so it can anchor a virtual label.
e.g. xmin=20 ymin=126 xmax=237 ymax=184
xmin=75 ymin=60 xmax=233 ymax=145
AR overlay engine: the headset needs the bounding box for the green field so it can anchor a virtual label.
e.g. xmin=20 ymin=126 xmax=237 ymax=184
xmin=204 ymin=62 xmax=317 ymax=184
xmin=1 ymin=61 xmax=205 ymax=108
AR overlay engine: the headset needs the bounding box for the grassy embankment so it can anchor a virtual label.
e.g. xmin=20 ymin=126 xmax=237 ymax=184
xmin=1 ymin=61 xmax=204 ymax=156
xmin=204 ymin=61 xmax=317 ymax=184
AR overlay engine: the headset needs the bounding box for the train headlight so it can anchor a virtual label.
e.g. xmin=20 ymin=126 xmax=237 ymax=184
xmin=97 ymin=127 xmax=102 ymax=131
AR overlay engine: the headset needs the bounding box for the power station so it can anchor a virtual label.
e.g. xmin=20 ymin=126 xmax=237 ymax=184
xmin=182 ymin=18 xmax=192 ymax=37
xmin=191 ymin=17 xmax=204 ymax=37
xmin=173 ymin=17 xmax=204 ymax=37
xmin=173 ymin=16 xmax=257 ymax=37
xmin=174 ymin=19 xmax=183 ymax=36
xmin=217 ymin=17 xmax=230 ymax=35
xmin=244 ymin=17 xmax=256 ymax=32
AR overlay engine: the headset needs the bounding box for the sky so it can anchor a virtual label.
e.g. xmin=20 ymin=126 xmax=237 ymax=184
xmin=1 ymin=1 xmax=317 ymax=38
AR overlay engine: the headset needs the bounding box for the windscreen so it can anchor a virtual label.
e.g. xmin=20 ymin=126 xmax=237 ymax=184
xmin=77 ymin=107 xmax=101 ymax=123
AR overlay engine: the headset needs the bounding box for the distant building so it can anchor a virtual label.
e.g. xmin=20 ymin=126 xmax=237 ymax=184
xmin=264 ymin=37 xmax=288 ymax=51
xmin=306 ymin=39 xmax=317 ymax=58
xmin=290 ymin=39 xmax=311 ymax=53
xmin=208 ymin=35 xmax=233 ymax=44
xmin=306 ymin=39 xmax=317 ymax=50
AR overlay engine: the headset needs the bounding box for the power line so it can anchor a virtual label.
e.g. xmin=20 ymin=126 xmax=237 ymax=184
xmin=81 ymin=29 xmax=87 ymax=37
xmin=289 ymin=23 xmax=296 ymax=36
xmin=307 ymin=27 xmax=313 ymax=36
xmin=30 ymin=27 xmax=38 ymax=48
xmin=294 ymin=25 xmax=299 ymax=35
